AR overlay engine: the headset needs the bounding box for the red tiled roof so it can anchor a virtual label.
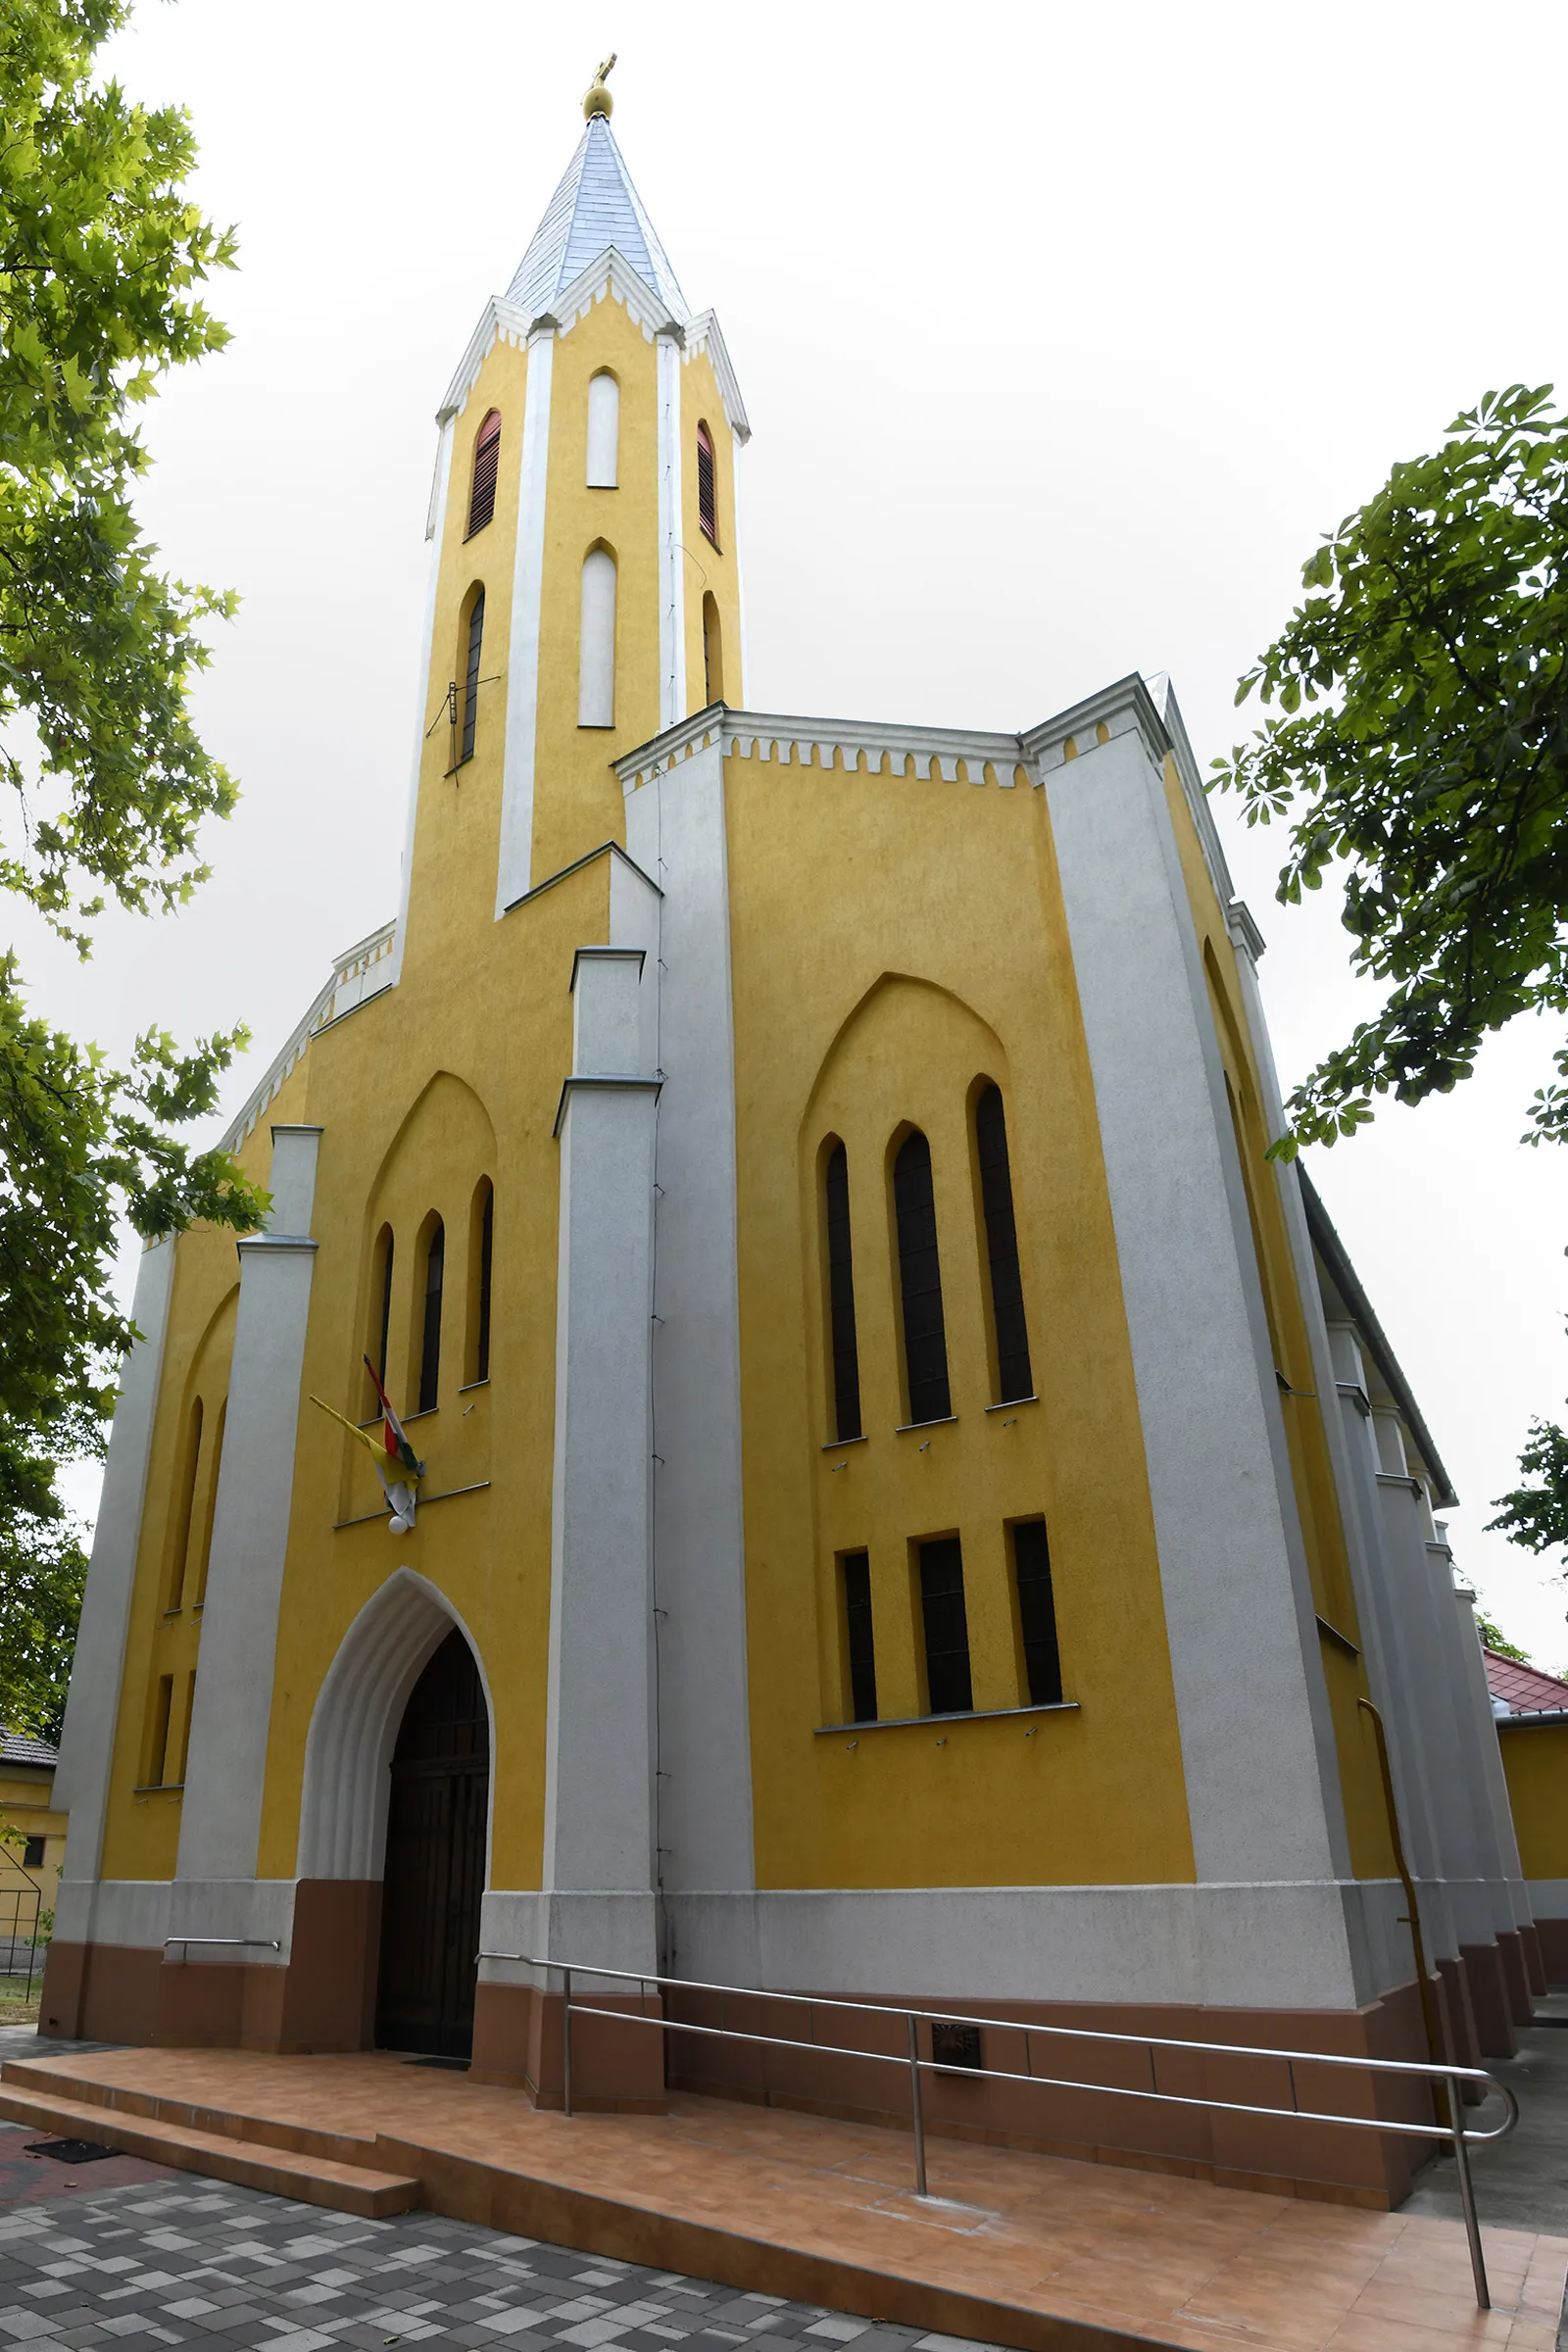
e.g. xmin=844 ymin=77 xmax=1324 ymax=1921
xmin=1485 ymin=1648 xmax=1568 ymax=1715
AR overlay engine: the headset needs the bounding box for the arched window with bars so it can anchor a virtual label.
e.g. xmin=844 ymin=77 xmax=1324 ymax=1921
xmin=974 ymin=1081 xmax=1033 ymax=1403
xmin=696 ymin=419 xmax=718 ymax=546
xmin=892 ymin=1129 xmax=951 ymax=1424
xmin=466 ymin=408 xmax=501 ymax=537
xmin=460 ymin=588 xmax=485 ymax=762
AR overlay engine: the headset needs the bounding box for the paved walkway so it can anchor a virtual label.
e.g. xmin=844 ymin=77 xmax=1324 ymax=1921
xmin=0 ymin=2132 xmax=993 ymax=2352
xmin=1402 ymin=2011 xmax=1568 ymax=2240
xmin=4 ymin=2043 xmax=1566 ymax=2349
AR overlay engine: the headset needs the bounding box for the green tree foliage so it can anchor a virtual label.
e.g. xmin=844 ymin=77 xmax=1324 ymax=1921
xmin=1 ymin=0 xmax=268 ymax=1729
xmin=1488 ymin=1415 xmax=1568 ymax=1571
xmin=0 ymin=1507 xmax=86 ymax=1741
xmin=1474 ymin=1610 xmax=1533 ymax=1664
xmin=1212 ymin=384 xmax=1568 ymax=1157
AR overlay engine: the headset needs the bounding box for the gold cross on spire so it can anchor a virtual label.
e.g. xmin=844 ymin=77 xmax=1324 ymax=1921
xmin=583 ymin=53 xmax=616 ymax=120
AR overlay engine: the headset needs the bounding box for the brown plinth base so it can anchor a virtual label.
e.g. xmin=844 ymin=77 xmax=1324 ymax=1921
xmin=39 ymin=1914 xmax=1515 ymax=2206
xmin=4 ymin=2045 xmax=1565 ymax=2352
xmin=1535 ymin=1915 xmax=1568 ymax=1987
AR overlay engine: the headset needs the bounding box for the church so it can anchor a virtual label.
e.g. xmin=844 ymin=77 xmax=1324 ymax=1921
xmin=43 ymin=71 xmax=1550 ymax=2205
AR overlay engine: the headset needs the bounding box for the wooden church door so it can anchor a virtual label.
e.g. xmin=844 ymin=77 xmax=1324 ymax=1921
xmin=375 ymin=1628 xmax=489 ymax=2059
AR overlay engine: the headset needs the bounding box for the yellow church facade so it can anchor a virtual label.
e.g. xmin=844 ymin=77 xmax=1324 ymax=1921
xmin=45 ymin=91 xmax=1546 ymax=2200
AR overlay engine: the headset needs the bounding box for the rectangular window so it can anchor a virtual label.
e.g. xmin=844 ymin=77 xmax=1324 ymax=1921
xmin=22 ymin=1837 xmax=44 ymax=1869
xmin=841 ymin=1551 xmax=877 ymax=1723
xmin=148 ymin=1673 xmax=173 ymax=1787
xmin=916 ymin=1536 xmax=972 ymax=1715
xmin=1012 ymin=1518 xmax=1062 ymax=1705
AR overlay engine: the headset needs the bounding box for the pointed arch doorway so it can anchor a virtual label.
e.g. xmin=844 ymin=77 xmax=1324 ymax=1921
xmin=375 ymin=1627 xmax=489 ymax=2059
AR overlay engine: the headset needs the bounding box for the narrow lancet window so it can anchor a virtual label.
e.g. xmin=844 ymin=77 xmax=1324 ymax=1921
xmin=842 ymin=1551 xmax=877 ymax=1723
xmin=466 ymin=409 xmax=501 ymax=536
xmin=418 ymin=1219 xmax=445 ymax=1412
xmin=165 ymin=1396 xmax=203 ymax=1611
xmin=697 ymin=419 xmax=717 ymax=545
xmin=587 ymin=371 xmax=619 ymax=487
xmin=893 ymin=1129 xmax=951 ymax=1423
xmin=193 ymin=1399 xmax=224 ymax=1605
xmin=579 ymin=548 xmax=617 ymax=726
xmin=1012 ymin=1519 xmax=1062 ymax=1705
xmin=824 ymin=1142 xmax=861 ymax=1441
xmin=975 ymin=1082 xmax=1033 ymax=1402
xmin=461 ymin=589 xmax=485 ymax=761
xmin=917 ymin=1537 xmax=972 ymax=1715
xmin=468 ymin=1180 xmax=494 ymax=1385
xmin=703 ymin=591 xmax=723 ymax=706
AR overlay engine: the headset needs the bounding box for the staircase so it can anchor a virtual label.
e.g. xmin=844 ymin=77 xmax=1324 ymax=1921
xmin=0 ymin=2059 xmax=419 ymax=2217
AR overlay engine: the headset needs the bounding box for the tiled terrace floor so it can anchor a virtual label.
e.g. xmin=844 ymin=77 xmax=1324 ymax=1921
xmin=6 ymin=2045 xmax=1567 ymax=2351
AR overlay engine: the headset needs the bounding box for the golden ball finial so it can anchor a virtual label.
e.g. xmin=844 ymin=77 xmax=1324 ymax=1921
xmin=583 ymin=53 xmax=616 ymax=120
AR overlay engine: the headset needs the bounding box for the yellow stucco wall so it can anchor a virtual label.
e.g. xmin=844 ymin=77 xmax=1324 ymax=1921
xmin=720 ymin=747 xmax=1196 ymax=1890
xmin=1499 ymin=1721 xmax=1568 ymax=1879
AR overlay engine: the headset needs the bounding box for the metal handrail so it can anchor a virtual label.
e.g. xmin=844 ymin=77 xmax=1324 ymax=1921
xmin=481 ymin=1949 xmax=1518 ymax=2311
xmin=163 ymin=1936 xmax=281 ymax=1958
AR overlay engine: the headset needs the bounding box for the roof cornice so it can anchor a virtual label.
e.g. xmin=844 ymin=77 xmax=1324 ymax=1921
xmin=683 ymin=309 xmax=751 ymax=444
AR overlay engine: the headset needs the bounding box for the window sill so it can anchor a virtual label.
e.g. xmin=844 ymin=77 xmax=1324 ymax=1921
xmin=821 ymin=1434 xmax=868 ymax=1451
xmin=895 ymin=1415 xmax=956 ymax=1434
xmin=405 ymin=1405 xmax=438 ymax=1423
xmin=986 ymin=1396 xmax=1039 ymax=1412
xmin=459 ymin=1378 xmax=491 ymax=1395
xmin=443 ymin=754 xmax=474 ymax=778
xmin=132 ymin=1783 xmax=184 ymax=1795
xmin=332 ymin=1479 xmax=491 ymax=1531
xmin=814 ymin=1699 xmax=1078 ymax=1736
xmin=577 ymin=722 xmax=616 ymax=732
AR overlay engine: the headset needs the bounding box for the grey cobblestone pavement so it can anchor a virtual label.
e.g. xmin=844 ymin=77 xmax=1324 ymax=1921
xmin=0 ymin=2130 xmax=1000 ymax=2352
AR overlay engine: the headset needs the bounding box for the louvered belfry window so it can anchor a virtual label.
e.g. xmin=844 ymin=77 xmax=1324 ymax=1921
xmin=697 ymin=419 xmax=718 ymax=546
xmin=917 ymin=1536 xmax=973 ymax=1715
xmin=466 ymin=410 xmax=501 ymax=538
xmin=894 ymin=1129 xmax=952 ymax=1424
xmin=975 ymin=1083 xmax=1034 ymax=1402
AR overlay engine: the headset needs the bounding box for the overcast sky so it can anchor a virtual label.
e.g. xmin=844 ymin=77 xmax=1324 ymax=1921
xmin=19 ymin=0 xmax=1568 ymax=1661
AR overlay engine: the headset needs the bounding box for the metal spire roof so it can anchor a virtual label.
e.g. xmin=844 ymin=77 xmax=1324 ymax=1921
xmin=506 ymin=115 xmax=689 ymax=324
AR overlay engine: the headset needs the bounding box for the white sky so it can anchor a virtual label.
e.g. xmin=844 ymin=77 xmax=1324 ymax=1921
xmin=18 ymin=0 xmax=1568 ymax=1662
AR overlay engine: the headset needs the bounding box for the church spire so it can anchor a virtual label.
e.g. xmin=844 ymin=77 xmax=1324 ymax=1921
xmin=505 ymin=94 xmax=689 ymax=326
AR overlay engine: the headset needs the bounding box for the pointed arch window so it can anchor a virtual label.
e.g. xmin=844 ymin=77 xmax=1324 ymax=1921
xmin=193 ymin=1399 xmax=224 ymax=1606
xmin=466 ymin=409 xmax=501 ymax=537
xmin=461 ymin=589 xmax=485 ymax=762
xmin=975 ymin=1083 xmax=1033 ymax=1402
xmin=702 ymin=591 xmax=723 ymax=706
xmin=418 ymin=1219 xmax=445 ymax=1412
xmin=587 ymin=371 xmax=619 ymax=487
xmin=893 ymin=1130 xmax=951 ymax=1424
xmin=579 ymin=547 xmax=617 ymax=727
xmin=697 ymin=419 xmax=718 ymax=546
xmin=467 ymin=1180 xmax=494 ymax=1386
xmin=165 ymin=1396 xmax=203 ymax=1612
xmin=823 ymin=1142 xmax=861 ymax=1442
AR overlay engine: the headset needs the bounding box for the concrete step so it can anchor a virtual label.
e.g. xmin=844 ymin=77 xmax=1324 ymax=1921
xmin=0 ymin=2082 xmax=419 ymax=2218
xmin=1 ymin=2058 xmax=391 ymax=2172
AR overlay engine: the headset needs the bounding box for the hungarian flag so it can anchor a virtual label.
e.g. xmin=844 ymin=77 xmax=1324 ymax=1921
xmin=364 ymin=1354 xmax=422 ymax=1483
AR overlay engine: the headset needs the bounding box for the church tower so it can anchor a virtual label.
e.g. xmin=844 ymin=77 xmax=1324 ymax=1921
xmin=396 ymin=62 xmax=749 ymax=970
